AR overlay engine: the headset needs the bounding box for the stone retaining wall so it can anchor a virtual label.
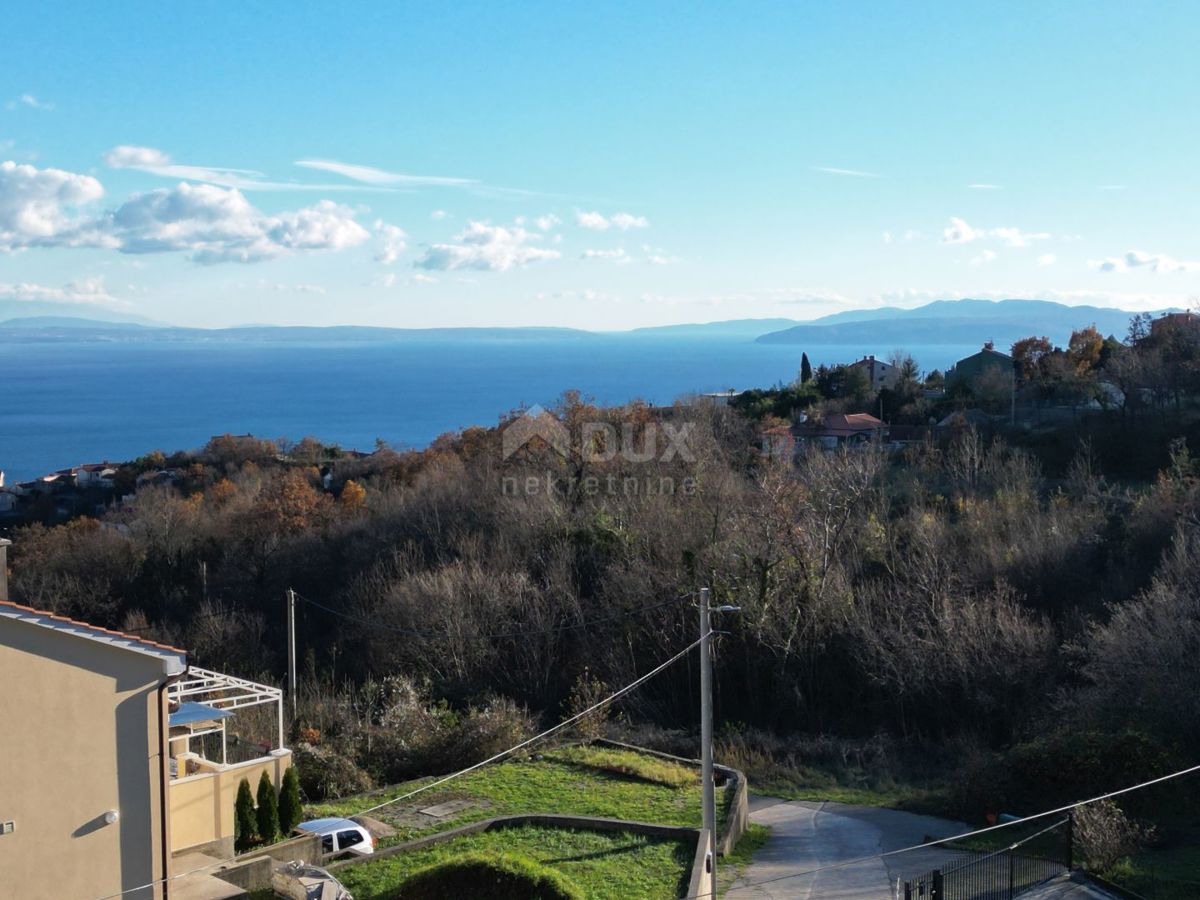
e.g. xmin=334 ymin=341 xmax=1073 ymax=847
xmin=592 ymin=738 xmax=750 ymax=856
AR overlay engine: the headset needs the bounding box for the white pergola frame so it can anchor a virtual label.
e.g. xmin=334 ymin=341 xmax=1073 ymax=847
xmin=168 ymin=665 xmax=285 ymax=762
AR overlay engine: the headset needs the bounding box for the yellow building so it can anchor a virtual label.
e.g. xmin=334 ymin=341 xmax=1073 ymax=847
xmin=0 ymin=597 xmax=186 ymax=900
xmin=0 ymin=540 xmax=292 ymax=899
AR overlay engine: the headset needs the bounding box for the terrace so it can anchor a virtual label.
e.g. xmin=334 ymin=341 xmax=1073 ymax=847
xmin=167 ymin=665 xmax=292 ymax=857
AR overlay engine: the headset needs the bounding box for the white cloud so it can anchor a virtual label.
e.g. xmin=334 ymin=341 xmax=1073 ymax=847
xmin=968 ymin=183 xmax=1001 ymax=189
xmin=106 ymin=145 xmax=396 ymax=192
xmin=1092 ymin=250 xmax=1200 ymax=274
xmin=647 ymin=254 xmax=680 ymax=265
xmin=414 ymin=221 xmax=560 ymax=272
xmin=108 ymin=183 xmax=370 ymax=264
xmin=1038 ymin=254 xmax=1057 ymax=267
xmin=6 ymin=94 xmax=53 ymax=111
xmin=0 ymin=160 xmax=106 ymax=251
xmin=990 ymin=226 xmax=1051 ymax=248
xmin=811 ymin=166 xmax=881 ymax=178
xmin=0 ymin=276 xmax=121 ymax=306
xmin=970 ymin=249 xmax=997 ymax=266
xmin=2 ymin=160 xmax=375 ymax=263
xmin=942 ymin=217 xmax=1050 ymax=247
xmin=576 ymin=210 xmax=610 ymax=230
xmin=104 ymin=145 xmax=172 ymax=168
xmin=575 ymin=210 xmax=649 ymax=230
xmin=295 ymin=158 xmax=474 ymax=187
xmin=942 ymin=217 xmax=979 ymax=244
xmin=610 ymin=212 xmax=648 ymax=230
xmin=431 ymin=209 xmax=448 ymax=220
xmin=536 ymin=213 xmax=561 ymax=231
xmin=534 ymin=289 xmax=622 ymax=304
xmin=412 ymin=273 xmax=437 ymax=284
xmin=581 ymin=247 xmax=629 ymax=262
xmin=260 ymin=280 xmax=327 ymax=295
xmin=374 ymin=220 xmax=407 ymax=265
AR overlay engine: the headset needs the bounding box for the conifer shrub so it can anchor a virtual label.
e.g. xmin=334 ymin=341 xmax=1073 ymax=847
xmin=234 ymin=778 xmax=257 ymax=852
xmin=256 ymin=770 xmax=279 ymax=843
xmin=278 ymin=766 xmax=303 ymax=833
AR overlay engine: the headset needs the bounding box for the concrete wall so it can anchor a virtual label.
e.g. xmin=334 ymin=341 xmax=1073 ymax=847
xmin=0 ymin=617 xmax=169 ymax=900
xmin=168 ymin=750 xmax=292 ymax=857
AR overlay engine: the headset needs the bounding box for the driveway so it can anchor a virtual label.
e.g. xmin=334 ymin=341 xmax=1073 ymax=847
xmin=724 ymin=797 xmax=1115 ymax=900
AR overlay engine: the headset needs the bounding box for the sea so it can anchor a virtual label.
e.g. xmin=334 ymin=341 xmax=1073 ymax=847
xmin=0 ymin=337 xmax=977 ymax=482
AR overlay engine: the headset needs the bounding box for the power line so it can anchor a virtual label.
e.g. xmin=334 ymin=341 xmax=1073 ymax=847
xmin=292 ymin=588 xmax=691 ymax=641
xmin=90 ymin=633 xmax=705 ymax=900
xmin=678 ymin=760 xmax=1200 ymax=899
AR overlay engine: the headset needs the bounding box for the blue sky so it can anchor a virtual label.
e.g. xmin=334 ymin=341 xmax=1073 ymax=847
xmin=2 ymin=1 xmax=1199 ymax=328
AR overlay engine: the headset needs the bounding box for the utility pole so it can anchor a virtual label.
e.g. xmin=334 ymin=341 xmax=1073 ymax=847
xmin=699 ymin=587 xmax=715 ymax=899
xmin=286 ymin=588 xmax=297 ymax=720
xmin=699 ymin=586 xmax=739 ymax=900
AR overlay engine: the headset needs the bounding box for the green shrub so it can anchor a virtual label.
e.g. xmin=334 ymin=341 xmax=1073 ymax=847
xmin=293 ymin=742 xmax=373 ymax=801
xmin=1000 ymin=730 xmax=1175 ymax=816
xmin=234 ymin=778 xmax=257 ymax=852
xmin=564 ymin=669 xmax=610 ymax=741
xmin=1074 ymin=800 xmax=1156 ymax=873
xmin=392 ymin=851 xmax=583 ymax=900
xmin=256 ymin=771 xmax=279 ymax=843
xmin=278 ymin=766 xmax=303 ymax=833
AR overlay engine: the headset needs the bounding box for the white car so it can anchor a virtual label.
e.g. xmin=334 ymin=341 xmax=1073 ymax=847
xmin=296 ymin=817 xmax=376 ymax=857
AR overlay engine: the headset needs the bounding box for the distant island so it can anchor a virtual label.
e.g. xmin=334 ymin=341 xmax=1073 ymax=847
xmin=0 ymin=297 xmax=1169 ymax=346
xmin=753 ymin=298 xmax=1155 ymax=348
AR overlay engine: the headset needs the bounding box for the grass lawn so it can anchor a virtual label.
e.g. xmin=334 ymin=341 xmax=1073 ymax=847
xmin=743 ymin=764 xmax=952 ymax=816
xmin=306 ymin=745 xmax=727 ymax=848
xmin=334 ymin=825 xmax=693 ymax=900
xmin=1103 ymin=844 xmax=1200 ymax=900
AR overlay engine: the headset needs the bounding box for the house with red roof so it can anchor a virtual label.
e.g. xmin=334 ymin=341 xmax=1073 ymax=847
xmin=761 ymin=412 xmax=888 ymax=460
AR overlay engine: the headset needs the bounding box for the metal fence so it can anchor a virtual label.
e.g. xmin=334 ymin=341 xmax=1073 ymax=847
xmin=903 ymin=817 xmax=1072 ymax=900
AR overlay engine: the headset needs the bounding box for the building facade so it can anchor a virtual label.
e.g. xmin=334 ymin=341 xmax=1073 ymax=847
xmin=946 ymin=342 xmax=1014 ymax=388
xmin=0 ymin=598 xmax=186 ymax=900
xmin=847 ymin=355 xmax=901 ymax=390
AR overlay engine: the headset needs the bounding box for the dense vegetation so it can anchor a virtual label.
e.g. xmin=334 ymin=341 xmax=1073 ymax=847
xmin=7 ymin=315 xmax=1200 ymax=875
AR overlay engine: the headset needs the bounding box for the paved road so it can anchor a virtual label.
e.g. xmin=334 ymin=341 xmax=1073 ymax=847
xmin=725 ymin=797 xmax=1115 ymax=900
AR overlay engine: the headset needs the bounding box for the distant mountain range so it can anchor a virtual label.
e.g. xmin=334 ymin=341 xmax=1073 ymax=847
xmin=754 ymin=299 xmax=1159 ymax=348
xmin=0 ymin=299 xmax=1168 ymax=347
xmin=0 ymin=299 xmax=159 ymax=326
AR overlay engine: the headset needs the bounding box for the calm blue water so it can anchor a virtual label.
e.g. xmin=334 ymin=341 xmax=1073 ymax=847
xmin=0 ymin=338 xmax=974 ymax=482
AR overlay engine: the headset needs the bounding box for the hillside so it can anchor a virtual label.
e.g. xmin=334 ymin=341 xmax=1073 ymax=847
xmin=757 ymin=298 xmax=1160 ymax=347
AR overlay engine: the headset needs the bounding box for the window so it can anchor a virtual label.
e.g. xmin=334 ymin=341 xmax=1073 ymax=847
xmin=337 ymin=829 xmax=363 ymax=850
xmin=321 ymin=835 xmax=334 ymax=853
